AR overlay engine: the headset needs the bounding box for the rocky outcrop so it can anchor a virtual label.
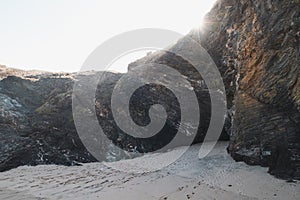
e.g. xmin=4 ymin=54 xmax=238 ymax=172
xmin=199 ymin=0 xmax=300 ymax=179
xmin=0 ymin=0 xmax=299 ymax=180
xmin=0 ymin=70 xmax=97 ymax=171
xmin=0 ymin=62 xmax=225 ymax=171
xmin=123 ymin=0 xmax=300 ymax=179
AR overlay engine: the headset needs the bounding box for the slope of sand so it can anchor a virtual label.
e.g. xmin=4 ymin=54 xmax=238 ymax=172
xmin=0 ymin=142 xmax=299 ymax=200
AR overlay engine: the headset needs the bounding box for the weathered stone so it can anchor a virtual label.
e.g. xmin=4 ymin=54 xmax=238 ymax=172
xmin=0 ymin=64 xmax=224 ymax=171
xmin=200 ymin=0 xmax=300 ymax=179
xmin=0 ymin=0 xmax=299 ymax=180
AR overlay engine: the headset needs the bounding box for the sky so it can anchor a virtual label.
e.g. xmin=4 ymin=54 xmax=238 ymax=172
xmin=0 ymin=0 xmax=217 ymax=72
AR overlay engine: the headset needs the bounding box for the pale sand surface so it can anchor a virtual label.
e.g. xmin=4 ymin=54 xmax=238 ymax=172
xmin=0 ymin=142 xmax=299 ymax=200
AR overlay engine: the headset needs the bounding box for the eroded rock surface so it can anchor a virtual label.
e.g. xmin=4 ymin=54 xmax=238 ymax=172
xmin=0 ymin=69 xmax=97 ymax=171
xmin=199 ymin=0 xmax=300 ymax=179
xmin=0 ymin=61 xmax=222 ymax=172
xmin=0 ymin=0 xmax=299 ymax=180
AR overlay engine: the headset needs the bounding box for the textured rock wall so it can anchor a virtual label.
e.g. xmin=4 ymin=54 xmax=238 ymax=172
xmin=0 ymin=65 xmax=223 ymax=171
xmin=0 ymin=71 xmax=97 ymax=171
xmin=0 ymin=0 xmax=299 ymax=180
xmin=199 ymin=0 xmax=300 ymax=179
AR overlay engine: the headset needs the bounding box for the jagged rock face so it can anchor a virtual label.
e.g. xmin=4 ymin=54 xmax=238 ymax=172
xmin=128 ymin=49 xmax=229 ymax=143
xmin=0 ymin=0 xmax=299 ymax=180
xmin=0 ymin=63 xmax=225 ymax=171
xmin=0 ymin=72 xmax=97 ymax=171
xmin=200 ymin=0 xmax=300 ymax=179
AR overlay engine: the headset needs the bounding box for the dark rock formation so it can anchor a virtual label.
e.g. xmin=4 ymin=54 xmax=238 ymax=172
xmin=0 ymin=70 xmax=97 ymax=171
xmin=1 ymin=0 xmax=299 ymax=180
xmin=0 ymin=61 xmax=223 ymax=171
xmin=125 ymin=0 xmax=300 ymax=179
xmin=128 ymin=49 xmax=229 ymax=143
xmin=199 ymin=0 xmax=300 ymax=179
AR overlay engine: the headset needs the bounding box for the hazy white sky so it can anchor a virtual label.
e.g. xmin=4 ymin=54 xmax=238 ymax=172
xmin=0 ymin=0 xmax=216 ymax=72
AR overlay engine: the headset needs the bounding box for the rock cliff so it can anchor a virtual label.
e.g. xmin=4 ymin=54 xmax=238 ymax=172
xmin=0 ymin=0 xmax=299 ymax=180
xmin=0 ymin=68 xmax=97 ymax=171
xmin=199 ymin=0 xmax=300 ymax=179
xmin=0 ymin=64 xmax=224 ymax=172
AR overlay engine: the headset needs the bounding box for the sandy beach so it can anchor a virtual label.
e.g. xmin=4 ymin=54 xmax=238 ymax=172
xmin=0 ymin=142 xmax=299 ymax=200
